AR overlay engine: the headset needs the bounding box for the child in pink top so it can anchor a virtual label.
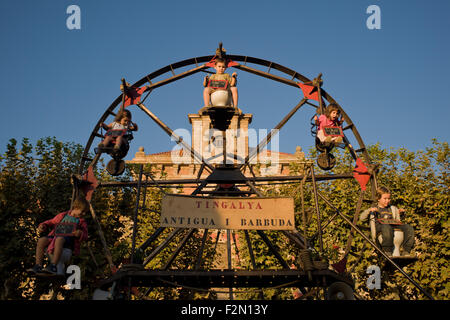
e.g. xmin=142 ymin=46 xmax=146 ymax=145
xmin=99 ymin=109 xmax=138 ymax=152
xmin=27 ymin=197 xmax=89 ymax=275
xmin=315 ymin=104 xmax=344 ymax=145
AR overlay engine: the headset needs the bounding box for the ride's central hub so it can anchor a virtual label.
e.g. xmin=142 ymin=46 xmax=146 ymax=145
xmin=206 ymin=106 xmax=236 ymax=131
xmin=205 ymin=165 xmax=247 ymax=183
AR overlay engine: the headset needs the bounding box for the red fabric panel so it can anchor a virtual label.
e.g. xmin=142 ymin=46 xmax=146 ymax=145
xmin=297 ymin=83 xmax=319 ymax=101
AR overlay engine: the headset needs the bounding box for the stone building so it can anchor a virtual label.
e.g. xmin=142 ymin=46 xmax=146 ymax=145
xmin=126 ymin=109 xmax=307 ymax=248
xmin=127 ymin=110 xmax=307 ymax=193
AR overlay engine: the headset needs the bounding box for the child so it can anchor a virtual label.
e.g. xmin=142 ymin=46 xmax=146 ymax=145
xmin=314 ymin=104 xmax=344 ymax=145
xmin=98 ymin=109 xmax=138 ymax=152
xmin=360 ymin=186 xmax=415 ymax=256
xmin=203 ymin=58 xmax=238 ymax=109
xmin=28 ymin=196 xmax=89 ymax=275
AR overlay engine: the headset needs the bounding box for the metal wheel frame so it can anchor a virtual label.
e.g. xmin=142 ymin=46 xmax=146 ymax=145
xmin=77 ymin=50 xmax=433 ymax=300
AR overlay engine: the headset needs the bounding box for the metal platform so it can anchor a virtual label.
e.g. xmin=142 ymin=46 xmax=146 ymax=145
xmin=99 ymin=269 xmax=354 ymax=290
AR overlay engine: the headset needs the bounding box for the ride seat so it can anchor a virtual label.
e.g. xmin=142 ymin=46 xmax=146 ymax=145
xmin=210 ymin=90 xmax=232 ymax=107
xmin=369 ymin=219 xmax=404 ymax=257
xmin=48 ymin=248 xmax=73 ymax=275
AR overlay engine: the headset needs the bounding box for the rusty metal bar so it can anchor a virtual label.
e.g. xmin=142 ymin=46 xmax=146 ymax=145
xmin=315 ymin=74 xmax=325 ymax=115
xmin=245 ymin=180 xmax=264 ymax=197
xmin=244 ymin=231 xmax=257 ymax=269
xmin=310 ymin=211 xmax=339 ymax=243
xmin=234 ymin=64 xmax=299 ymax=88
xmin=143 ymin=228 xmax=184 ymax=266
xmin=281 ymin=230 xmax=307 ymax=249
xmin=131 ymin=164 xmax=143 ymax=264
xmin=97 ymin=173 xmax=355 ymax=188
xmin=101 ymin=269 xmax=354 ymax=290
xmin=140 ymin=175 xmax=149 ymax=210
xmin=257 ymin=231 xmax=290 ymax=269
xmin=163 ymin=229 xmax=196 ymax=270
xmin=138 ymin=227 xmax=165 ymax=252
xmin=244 ymin=230 xmax=265 ymax=299
xmin=305 ymin=101 xmax=319 ymax=109
xmin=136 ymin=102 xmax=214 ymax=172
xmin=120 ymin=78 xmax=128 ymax=117
xmin=211 ymin=229 xmax=221 ymax=262
xmin=88 ymin=202 xmax=115 ymax=272
xmin=343 ymin=190 xmax=365 ymax=257
xmin=169 ymin=64 xmax=175 ymax=76
xmin=227 ymin=229 xmax=232 ymax=270
xmin=232 ymin=231 xmax=241 ymax=264
xmin=267 ymin=61 xmax=273 ymax=73
xmin=190 ymin=180 xmax=208 ymax=196
xmin=310 ymin=165 xmax=323 ymax=253
xmin=195 ymin=229 xmax=209 ymax=270
xmin=343 ymin=123 xmax=354 ymax=131
xmin=146 ymin=64 xmax=207 ymax=91
xmin=227 ymin=229 xmax=233 ymax=299
xmin=241 ymin=98 xmax=307 ymax=169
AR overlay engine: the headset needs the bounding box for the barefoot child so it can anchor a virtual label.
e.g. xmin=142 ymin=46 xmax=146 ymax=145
xmin=203 ymin=58 xmax=238 ymax=109
xmin=360 ymin=186 xmax=415 ymax=256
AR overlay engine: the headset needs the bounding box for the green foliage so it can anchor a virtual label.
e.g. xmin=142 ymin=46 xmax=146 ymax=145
xmin=0 ymin=137 xmax=447 ymax=300
xmin=359 ymin=140 xmax=449 ymax=300
xmin=0 ymin=137 xmax=136 ymax=299
xmin=0 ymin=137 xmax=84 ymax=299
xmin=231 ymin=140 xmax=448 ymax=300
xmin=292 ymin=140 xmax=448 ymax=300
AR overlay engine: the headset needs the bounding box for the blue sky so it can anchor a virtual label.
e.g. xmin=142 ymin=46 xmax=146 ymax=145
xmin=1 ymin=0 xmax=449 ymax=161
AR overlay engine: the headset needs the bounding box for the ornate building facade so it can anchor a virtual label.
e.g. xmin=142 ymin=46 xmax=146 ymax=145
xmin=127 ymin=110 xmax=306 ymax=193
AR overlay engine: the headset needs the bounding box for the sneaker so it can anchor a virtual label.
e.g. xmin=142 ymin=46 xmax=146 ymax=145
xmin=27 ymin=264 xmax=43 ymax=275
xmin=42 ymin=263 xmax=57 ymax=275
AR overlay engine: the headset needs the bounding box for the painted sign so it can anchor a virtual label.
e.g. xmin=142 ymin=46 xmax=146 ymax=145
xmin=160 ymin=194 xmax=295 ymax=230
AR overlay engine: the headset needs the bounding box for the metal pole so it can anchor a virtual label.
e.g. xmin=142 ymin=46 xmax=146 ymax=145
xmin=343 ymin=190 xmax=365 ymax=257
xmin=310 ymin=164 xmax=323 ymax=252
xmin=141 ymin=175 xmax=149 ymax=209
xmin=314 ymin=74 xmax=324 ymax=115
xmin=222 ymin=129 xmax=227 ymax=165
xmin=143 ymin=228 xmax=183 ymax=266
xmin=245 ymin=180 xmax=264 ymax=197
xmin=138 ymin=227 xmax=165 ymax=252
xmin=137 ymin=102 xmax=213 ymax=172
xmin=131 ymin=164 xmax=143 ymax=264
xmin=257 ymin=231 xmax=290 ymax=269
xmin=244 ymin=230 xmax=264 ymax=299
xmin=227 ymin=229 xmax=233 ymax=300
xmin=195 ymin=229 xmax=209 ymax=270
xmin=227 ymin=229 xmax=232 ymax=270
xmin=96 ymin=173 xmax=356 ymax=188
xmin=163 ymin=229 xmax=195 ymax=270
xmin=88 ymin=203 xmax=115 ymax=272
xmin=241 ymin=98 xmax=307 ymax=169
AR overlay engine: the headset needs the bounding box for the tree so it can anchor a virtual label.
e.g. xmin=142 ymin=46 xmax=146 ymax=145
xmin=0 ymin=137 xmax=135 ymax=299
xmin=233 ymin=140 xmax=448 ymax=300
xmin=0 ymin=137 xmax=86 ymax=299
xmin=1 ymin=137 xmax=447 ymax=300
